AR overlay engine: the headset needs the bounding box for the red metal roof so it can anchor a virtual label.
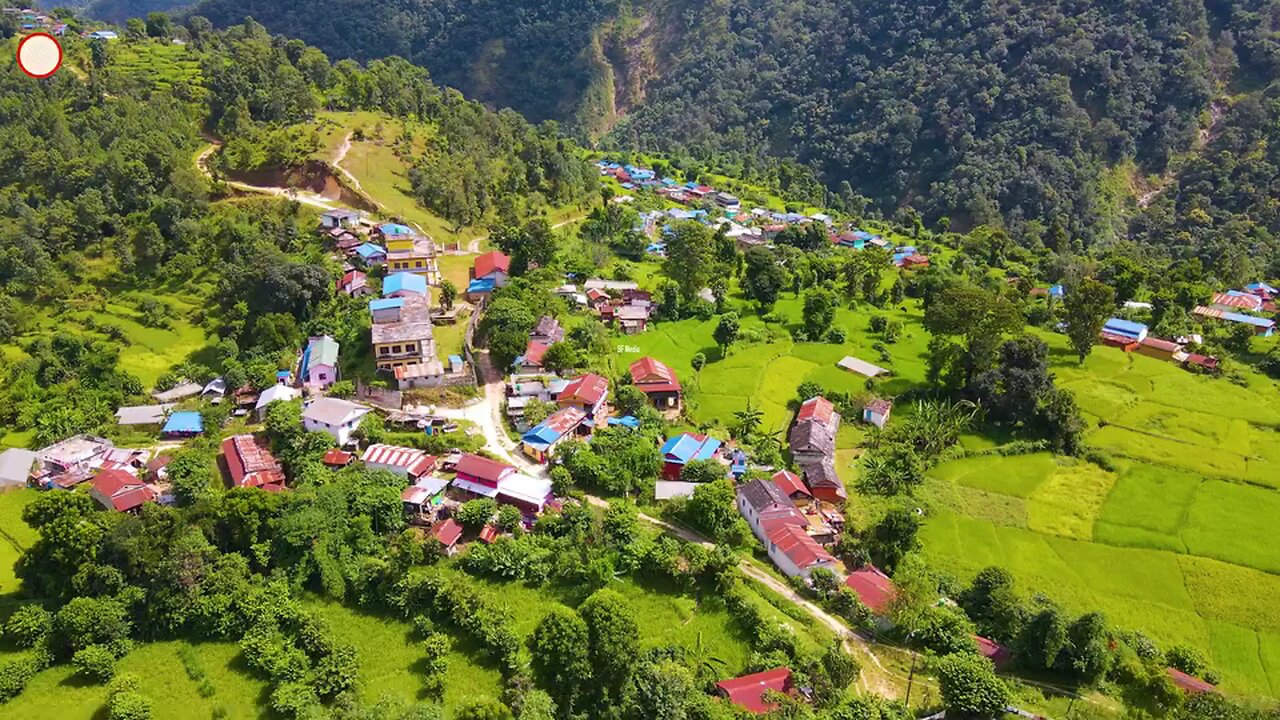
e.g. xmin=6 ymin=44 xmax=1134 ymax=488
xmin=844 ymin=565 xmax=897 ymax=614
xmin=558 ymin=373 xmax=609 ymax=407
xmin=1140 ymin=336 xmax=1182 ymax=353
xmin=361 ymin=443 xmax=429 ymax=471
xmin=629 ymin=357 xmax=680 ymax=389
xmin=767 ymin=524 xmax=835 ymax=569
xmin=523 ymin=341 xmax=549 ymax=366
xmin=473 ymin=251 xmax=510 ymax=279
xmin=433 ymin=518 xmax=463 ymax=547
xmin=974 ymin=635 xmax=1012 ymax=668
xmin=322 ymin=449 xmax=353 ymax=466
xmin=1185 ymin=353 xmax=1219 ymax=369
xmin=455 ymin=453 xmax=513 ymax=485
xmin=541 ymin=406 xmax=588 ymax=435
xmin=715 ymin=667 xmax=792 ymax=714
xmin=796 ymin=396 xmax=836 ymax=425
xmin=479 ymin=525 xmax=499 ymax=544
xmin=222 ymin=435 xmax=285 ymax=489
xmin=1166 ymin=667 xmax=1216 ymax=694
xmin=1211 ymin=292 xmax=1263 ymax=311
xmin=771 ymin=470 xmax=810 ymax=497
xmin=93 ymin=469 xmax=137 ymax=498
xmin=93 ymin=470 xmax=155 ymax=512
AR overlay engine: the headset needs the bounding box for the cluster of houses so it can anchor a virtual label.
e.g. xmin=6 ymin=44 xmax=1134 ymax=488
xmin=4 ymin=6 xmax=67 ymax=35
xmin=324 ymin=212 xmax=441 ymax=287
xmin=0 ymin=435 xmax=168 ymax=512
xmin=1099 ymin=318 xmax=1220 ymax=371
xmin=1192 ymin=284 xmax=1277 ymax=337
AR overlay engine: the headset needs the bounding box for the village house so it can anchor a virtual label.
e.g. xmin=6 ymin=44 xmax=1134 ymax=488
xmin=452 ymin=453 xmax=553 ymax=513
xmin=521 ymin=406 xmax=588 ymax=463
xmin=161 ymin=411 xmax=204 ymax=439
xmin=301 ymin=397 xmax=370 ymax=446
xmin=862 ymin=399 xmax=893 ymax=428
xmin=736 ymin=478 xmax=808 ymax=545
xmin=382 ymin=272 xmax=429 ymax=298
xmin=660 ymin=432 xmax=723 ymax=480
xmin=1210 ymin=291 xmax=1265 ymax=313
xmin=529 ymin=315 xmax=565 ymax=345
xmin=384 ymin=231 xmax=439 ymax=283
xmin=468 ymin=251 xmax=511 ymax=298
xmin=1166 ymin=667 xmax=1217 ymax=695
xmin=256 ymin=384 xmax=301 ymax=420
xmin=320 ymin=209 xmax=361 ymax=230
xmin=0 ymin=448 xmax=35 ymax=489
xmin=614 ymin=304 xmax=652 ymax=334
xmin=837 ymin=356 xmax=888 ymax=378
xmin=557 ymin=373 xmax=609 ymax=420
xmin=360 ymin=444 xmax=437 ymax=480
xmin=1193 ymin=305 xmax=1276 ymax=336
xmin=322 ymin=449 xmax=354 ymax=469
xmin=1136 ymin=336 xmax=1183 ymax=361
xmin=653 ymin=481 xmax=700 ymax=501
xmin=1101 ymin=318 xmax=1149 ymax=348
xmin=370 ymin=294 xmax=437 ymax=379
xmin=402 ymin=476 xmax=450 ymax=521
xmin=974 ymin=636 xmax=1013 ymax=670
xmin=715 ymin=667 xmax=794 ymax=715
xmin=394 ymin=360 xmax=448 ymax=389
xmin=629 ymin=357 xmax=682 ymax=411
xmin=90 ymin=469 xmax=156 ymax=513
xmin=767 ymin=524 xmax=838 ymax=579
xmin=32 ymin=435 xmax=115 ymax=489
xmin=330 ymin=228 xmax=364 ymax=252
xmin=337 ymin=269 xmax=371 ymax=297
xmin=353 ymin=243 xmax=387 ymax=265
xmin=433 ymin=517 xmax=464 ymax=556
xmin=221 ymin=434 xmax=286 ymax=492
xmin=770 ymin=470 xmax=812 ymax=504
xmin=845 ymin=565 xmax=897 ymax=629
xmin=300 ymin=335 xmax=340 ymax=390
xmin=790 ymin=396 xmax=840 ymax=465
xmin=114 ymin=403 xmax=174 ymax=427
xmin=801 ymin=459 xmax=845 ymax=504
xmin=153 ymin=381 xmax=202 ymax=403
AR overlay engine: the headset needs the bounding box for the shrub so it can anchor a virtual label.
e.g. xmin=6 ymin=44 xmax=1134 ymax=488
xmin=5 ymin=605 xmax=52 ymax=648
xmin=0 ymin=659 xmax=35 ymax=701
xmin=270 ymin=681 xmax=320 ymax=718
xmin=456 ymin=499 xmax=498 ymax=531
xmin=108 ymin=692 xmax=153 ymax=720
xmin=72 ymin=644 xmax=118 ymax=683
xmin=1165 ymin=644 xmax=1208 ymax=677
xmin=825 ymin=327 xmax=848 ymax=344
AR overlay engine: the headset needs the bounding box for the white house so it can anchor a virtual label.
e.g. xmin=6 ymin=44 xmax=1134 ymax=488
xmin=766 ymin=524 xmax=838 ymax=579
xmin=736 ymin=479 xmax=807 ymax=544
xmin=255 ymin=384 xmax=301 ymax=420
xmin=301 ymin=398 xmax=370 ymax=446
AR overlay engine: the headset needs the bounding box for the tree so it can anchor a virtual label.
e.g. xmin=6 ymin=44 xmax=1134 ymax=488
xmin=714 ymin=312 xmax=740 ymax=357
xmin=958 ymin=567 xmax=1025 ymax=643
xmin=528 ymin=608 xmax=591 ymax=715
xmin=691 ymin=352 xmax=706 ymax=374
xmin=1063 ymin=278 xmax=1115 ymax=362
xmin=680 ymin=458 xmax=724 ymax=484
xmin=456 ymin=499 xmax=498 ymax=531
xmin=684 ymin=479 xmax=746 ymax=544
xmin=924 ymin=284 xmax=1024 ymax=388
xmin=440 ymin=280 xmax=458 ymax=311
xmin=1062 ymin=612 xmax=1112 ymax=684
xmin=456 ymin=698 xmax=515 ymax=720
xmin=72 ymin=645 xmax=117 ymax=683
xmin=541 ymin=342 xmax=581 ymax=373
xmin=802 ymin=286 xmax=839 ymax=339
xmin=664 ymin=222 xmax=714 ymax=306
xmin=863 ymin=508 xmax=920 ymax=572
xmin=732 ymin=401 xmax=764 ymax=440
xmin=743 ymin=247 xmax=786 ymax=310
xmin=578 ymin=589 xmax=639 ymax=703
xmin=935 ymin=652 xmax=1010 ymax=719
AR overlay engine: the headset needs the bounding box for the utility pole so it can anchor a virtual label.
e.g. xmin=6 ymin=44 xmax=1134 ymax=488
xmin=904 ymin=652 xmax=919 ymax=708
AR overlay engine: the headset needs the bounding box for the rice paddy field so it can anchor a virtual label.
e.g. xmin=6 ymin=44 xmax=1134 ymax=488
xmin=106 ymin=41 xmax=203 ymax=92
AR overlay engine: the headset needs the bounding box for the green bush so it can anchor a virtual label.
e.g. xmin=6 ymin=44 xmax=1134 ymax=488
xmin=5 ymin=605 xmax=52 ymax=648
xmin=72 ymin=644 xmax=118 ymax=683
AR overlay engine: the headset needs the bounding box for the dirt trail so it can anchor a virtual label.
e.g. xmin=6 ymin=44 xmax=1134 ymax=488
xmin=196 ymin=142 xmax=339 ymax=210
xmin=1137 ymin=98 xmax=1228 ymax=209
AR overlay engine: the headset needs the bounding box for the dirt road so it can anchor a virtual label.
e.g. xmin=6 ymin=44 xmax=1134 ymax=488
xmin=195 ymin=143 xmax=339 ymax=210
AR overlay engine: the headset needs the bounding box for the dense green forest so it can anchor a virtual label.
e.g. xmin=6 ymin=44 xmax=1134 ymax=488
xmin=189 ymin=0 xmax=1280 ymax=273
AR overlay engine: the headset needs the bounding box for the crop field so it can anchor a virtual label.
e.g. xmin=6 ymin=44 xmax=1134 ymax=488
xmin=919 ymin=335 xmax=1280 ymax=695
xmin=107 ymin=42 xmax=203 ymax=92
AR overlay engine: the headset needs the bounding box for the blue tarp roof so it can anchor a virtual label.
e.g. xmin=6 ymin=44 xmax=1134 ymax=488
xmin=660 ymin=433 xmax=722 ymax=464
xmin=1104 ymin=318 xmax=1148 ymax=337
xmin=449 ymin=354 xmax=464 ymax=365
xmin=369 ymin=298 xmax=404 ymax=312
xmin=383 ymin=272 xmax=427 ymax=297
xmin=355 ymin=243 xmax=385 ymax=259
xmin=607 ymin=416 xmax=640 ymax=429
xmin=1049 ymin=284 xmax=1065 ymax=298
xmin=162 ymin=411 xmax=203 ymax=434
xmin=276 ymin=370 xmax=292 ymax=379
xmin=1247 ymin=282 xmax=1276 ymax=293
xmin=468 ymin=278 xmax=496 ymax=293
xmin=379 ymin=222 xmax=412 ymax=235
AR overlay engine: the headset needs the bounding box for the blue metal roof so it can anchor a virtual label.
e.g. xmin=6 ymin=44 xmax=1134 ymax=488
xmin=369 ymin=298 xmax=404 ymax=312
xmin=162 ymin=411 xmax=203 ymax=434
xmin=1049 ymin=284 xmax=1065 ymax=298
xmin=660 ymin=433 xmax=721 ymax=464
xmin=383 ymin=272 xmax=427 ymax=297
xmin=468 ymin=278 xmax=496 ymax=293
xmin=607 ymin=416 xmax=640 ymax=429
xmin=379 ymin=222 xmax=412 ymax=236
xmin=522 ymin=424 xmax=562 ymax=448
xmin=449 ymin=354 xmax=464 ymax=365
xmin=355 ymin=243 xmax=385 ymax=259
xmin=1218 ymin=311 xmax=1275 ymax=328
xmin=1103 ymin=318 xmax=1148 ymax=337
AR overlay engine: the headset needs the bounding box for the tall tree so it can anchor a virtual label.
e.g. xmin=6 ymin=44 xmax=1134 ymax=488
xmin=1063 ymin=278 xmax=1115 ymax=362
xmin=664 ymin=222 xmax=714 ymax=307
xmin=528 ymin=608 xmax=592 ymax=715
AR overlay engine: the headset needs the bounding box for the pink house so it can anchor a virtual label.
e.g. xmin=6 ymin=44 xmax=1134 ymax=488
xmin=301 ymin=335 xmax=340 ymax=389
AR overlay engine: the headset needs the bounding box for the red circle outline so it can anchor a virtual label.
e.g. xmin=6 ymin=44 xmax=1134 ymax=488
xmin=17 ymin=32 xmax=63 ymax=80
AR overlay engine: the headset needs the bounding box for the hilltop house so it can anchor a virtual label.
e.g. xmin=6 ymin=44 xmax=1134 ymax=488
xmin=521 ymin=406 xmax=588 ymax=463
xmin=320 ymin=209 xmax=361 ymax=229
xmin=452 ymin=453 xmax=553 ymax=513
xmin=629 ymin=357 xmax=682 ymax=410
xmin=767 ymin=524 xmax=838 ymax=579
xmin=790 ymin=396 xmax=840 ymax=465
xmin=301 ymin=397 xmax=370 ymax=446
xmin=1101 ymin=318 xmax=1149 ymax=348
xmin=557 ymin=373 xmax=609 ymax=420
xmin=353 ymin=243 xmax=387 ymax=265
xmin=384 ymin=232 xmax=438 ymax=282
xmin=32 ymin=435 xmax=115 ymax=489
xmin=90 ymin=469 xmax=156 ymax=513
xmin=660 ymin=433 xmax=723 ymax=480
xmin=300 ymin=335 xmax=340 ymax=390
xmin=361 ymin=444 xmax=437 ymax=480
xmin=221 ymin=434 xmax=286 ymax=491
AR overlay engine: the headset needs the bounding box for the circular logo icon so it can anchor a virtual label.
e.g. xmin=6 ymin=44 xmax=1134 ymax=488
xmin=17 ymin=32 xmax=63 ymax=79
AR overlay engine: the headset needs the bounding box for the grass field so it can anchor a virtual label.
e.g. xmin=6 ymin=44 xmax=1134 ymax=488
xmin=107 ymin=41 xmax=203 ymax=92
xmin=0 ymin=490 xmax=38 ymax=599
